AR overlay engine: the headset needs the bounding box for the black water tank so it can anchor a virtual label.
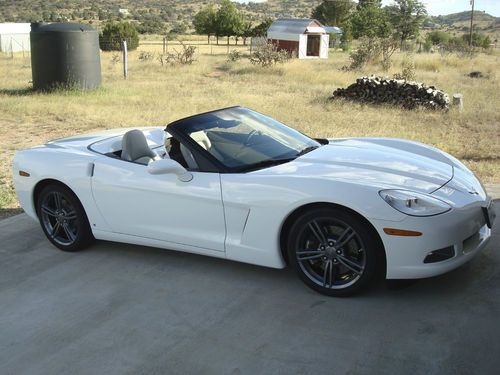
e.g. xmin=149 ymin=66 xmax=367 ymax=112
xmin=30 ymin=22 xmax=101 ymax=90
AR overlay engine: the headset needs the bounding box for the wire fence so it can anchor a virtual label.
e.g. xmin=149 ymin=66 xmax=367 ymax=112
xmin=98 ymin=36 xmax=261 ymax=80
xmin=1 ymin=35 xmax=265 ymax=81
xmin=0 ymin=35 xmax=31 ymax=58
xmin=1 ymin=35 xmax=262 ymax=59
xmin=100 ymin=36 xmax=255 ymax=54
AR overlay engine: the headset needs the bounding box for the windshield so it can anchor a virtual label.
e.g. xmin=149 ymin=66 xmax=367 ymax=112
xmin=169 ymin=107 xmax=320 ymax=171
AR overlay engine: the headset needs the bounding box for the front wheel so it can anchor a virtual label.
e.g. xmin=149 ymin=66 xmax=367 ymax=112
xmin=36 ymin=184 xmax=94 ymax=252
xmin=287 ymin=207 xmax=379 ymax=297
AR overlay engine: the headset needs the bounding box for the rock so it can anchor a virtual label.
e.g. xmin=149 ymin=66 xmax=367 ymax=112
xmin=467 ymin=71 xmax=484 ymax=78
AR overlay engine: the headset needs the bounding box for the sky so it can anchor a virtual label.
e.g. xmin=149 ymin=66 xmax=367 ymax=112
xmin=234 ymin=1 xmax=500 ymax=17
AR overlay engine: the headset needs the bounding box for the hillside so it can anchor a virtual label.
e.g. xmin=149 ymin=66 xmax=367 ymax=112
xmin=432 ymin=11 xmax=496 ymax=24
xmin=0 ymin=1 xmax=498 ymax=39
xmin=427 ymin=11 xmax=499 ymax=40
xmin=0 ymin=0 xmax=322 ymax=33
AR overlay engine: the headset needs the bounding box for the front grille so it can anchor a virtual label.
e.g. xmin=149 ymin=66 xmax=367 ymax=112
xmin=423 ymin=246 xmax=455 ymax=264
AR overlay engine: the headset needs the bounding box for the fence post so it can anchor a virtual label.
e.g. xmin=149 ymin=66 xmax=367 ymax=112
xmin=122 ymin=39 xmax=128 ymax=80
xmin=163 ymin=37 xmax=166 ymax=54
xmin=10 ymin=38 xmax=13 ymax=59
xmin=452 ymin=93 xmax=463 ymax=111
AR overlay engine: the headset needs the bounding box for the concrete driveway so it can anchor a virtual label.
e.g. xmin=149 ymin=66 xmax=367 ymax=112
xmin=0 ymin=203 xmax=499 ymax=375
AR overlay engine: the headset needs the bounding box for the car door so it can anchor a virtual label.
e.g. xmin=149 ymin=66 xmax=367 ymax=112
xmin=91 ymin=156 xmax=226 ymax=252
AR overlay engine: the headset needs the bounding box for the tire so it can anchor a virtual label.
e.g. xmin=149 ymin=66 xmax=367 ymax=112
xmin=287 ymin=207 xmax=379 ymax=297
xmin=36 ymin=184 xmax=95 ymax=252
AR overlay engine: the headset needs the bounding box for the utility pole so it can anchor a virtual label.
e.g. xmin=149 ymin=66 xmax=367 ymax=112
xmin=469 ymin=0 xmax=475 ymax=47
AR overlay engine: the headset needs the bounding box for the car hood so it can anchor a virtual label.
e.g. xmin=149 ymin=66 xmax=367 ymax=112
xmin=254 ymin=137 xmax=455 ymax=193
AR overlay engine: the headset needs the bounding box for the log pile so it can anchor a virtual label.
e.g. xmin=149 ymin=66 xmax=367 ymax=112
xmin=332 ymin=76 xmax=450 ymax=110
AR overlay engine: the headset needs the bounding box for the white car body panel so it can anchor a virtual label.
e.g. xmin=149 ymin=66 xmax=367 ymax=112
xmin=12 ymin=126 xmax=493 ymax=279
xmin=91 ymin=156 xmax=226 ymax=252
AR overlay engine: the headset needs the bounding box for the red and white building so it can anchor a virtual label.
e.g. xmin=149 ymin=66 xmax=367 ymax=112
xmin=267 ymin=18 xmax=330 ymax=59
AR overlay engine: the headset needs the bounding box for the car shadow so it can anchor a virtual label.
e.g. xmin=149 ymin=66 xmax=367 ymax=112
xmin=84 ymin=229 xmax=497 ymax=303
xmin=5 ymin=198 xmax=498 ymax=303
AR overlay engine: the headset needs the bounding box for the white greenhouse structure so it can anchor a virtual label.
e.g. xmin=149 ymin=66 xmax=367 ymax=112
xmin=0 ymin=23 xmax=31 ymax=53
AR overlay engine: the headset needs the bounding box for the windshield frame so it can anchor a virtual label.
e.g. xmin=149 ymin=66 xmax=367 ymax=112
xmin=166 ymin=106 xmax=320 ymax=173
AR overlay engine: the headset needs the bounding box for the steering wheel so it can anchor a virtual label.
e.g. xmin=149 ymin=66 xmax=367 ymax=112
xmin=244 ymin=130 xmax=261 ymax=147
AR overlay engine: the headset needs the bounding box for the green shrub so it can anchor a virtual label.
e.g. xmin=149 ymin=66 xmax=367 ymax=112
xmin=249 ymin=43 xmax=290 ymax=67
xmin=344 ymin=37 xmax=379 ymax=70
xmin=138 ymin=51 xmax=155 ymax=62
xmin=461 ymin=32 xmax=492 ymax=49
xmin=423 ymin=39 xmax=432 ymax=52
xmin=99 ymin=21 xmax=139 ymax=51
xmin=394 ymin=54 xmax=416 ymax=81
xmin=440 ymin=36 xmax=472 ymax=56
xmin=344 ymin=37 xmax=397 ymax=71
xmin=426 ymin=30 xmax=451 ymax=46
xmin=158 ymin=43 xmax=197 ymax=66
xmin=227 ymin=49 xmax=242 ymax=62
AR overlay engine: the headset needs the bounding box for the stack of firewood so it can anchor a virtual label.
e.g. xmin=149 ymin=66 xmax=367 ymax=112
xmin=332 ymin=76 xmax=450 ymax=110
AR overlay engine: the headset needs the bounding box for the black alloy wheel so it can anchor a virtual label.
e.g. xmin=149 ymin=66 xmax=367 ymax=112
xmin=37 ymin=184 xmax=94 ymax=251
xmin=288 ymin=207 xmax=379 ymax=296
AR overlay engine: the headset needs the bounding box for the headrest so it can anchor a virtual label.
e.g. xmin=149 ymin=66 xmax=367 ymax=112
xmin=121 ymin=130 xmax=156 ymax=162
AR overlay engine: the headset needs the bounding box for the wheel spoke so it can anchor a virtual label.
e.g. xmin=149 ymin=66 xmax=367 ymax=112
xmin=308 ymin=220 xmax=327 ymax=244
xmin=53 ymin=193 xmax=63 ymax=210
xmin=337 ymin=254 xmax=363 ymax=275
xmin=41 ymin=205 xmax=57 ymax=217
xmin=64 ymin=211 xmax=77 ymax=220
xmin=297 ymin=250 xmax=325 ymax=261
xmin=336 ymin=227 xmax=355 ymax=248
xmin=51 ymin=222 xmax=61 ymax=237
xmin=323 ymin=260 xmax=334 ymax=288
xmin=62 ymin=223 xmax=76 ymax=242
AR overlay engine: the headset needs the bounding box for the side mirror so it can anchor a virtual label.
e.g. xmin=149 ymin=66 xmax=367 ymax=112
xmin=148 ymin=158 xmax=193 ymax=182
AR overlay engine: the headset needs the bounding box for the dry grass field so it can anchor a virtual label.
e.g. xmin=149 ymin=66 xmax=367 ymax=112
xmin=0 ymin=41 xmax=499 ymax=217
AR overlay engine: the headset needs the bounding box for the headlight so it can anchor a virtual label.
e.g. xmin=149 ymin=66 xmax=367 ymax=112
xmin=379 ymin=190 xmax=451 ymax=217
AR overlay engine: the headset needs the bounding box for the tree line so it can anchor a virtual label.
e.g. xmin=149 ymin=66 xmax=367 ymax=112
xmin=193 ymin=0 xmax=272 ymax=45
xmin=311 ymin=0 xmax=427 ymax=49
xmin=311 ymin=0 xmax=492 ymax=51
xmin=191 ymin=0 xmax=431 ymax=49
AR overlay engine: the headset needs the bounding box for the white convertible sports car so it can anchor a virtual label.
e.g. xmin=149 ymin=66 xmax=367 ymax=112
xmin=13 ymin=106 xmax=495 ymax=296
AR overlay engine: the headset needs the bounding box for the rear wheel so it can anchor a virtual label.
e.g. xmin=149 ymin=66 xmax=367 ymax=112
xmin=36 ymin=184 xmax=94 ymax=251
xmin=287 ymin=207 xmax=379 ymax=297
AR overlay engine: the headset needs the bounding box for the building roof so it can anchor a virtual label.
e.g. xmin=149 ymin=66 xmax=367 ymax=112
xmin=268 ymin=19 xmax=326 ymax=35
xmin=324 ymin=26 xmax=343 ymax=34
xmin=0 ymin=23 xmax=31 ymax=34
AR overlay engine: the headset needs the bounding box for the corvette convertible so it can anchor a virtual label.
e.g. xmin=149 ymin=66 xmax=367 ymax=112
xmin=13 ymin=106 xmax=495 ymax=296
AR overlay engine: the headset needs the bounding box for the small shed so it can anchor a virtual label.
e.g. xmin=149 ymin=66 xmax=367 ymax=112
xmin=267 ymin=18 xmax=329 ymax=59
xmin=0 ymin=23 xmax=31 ymax=53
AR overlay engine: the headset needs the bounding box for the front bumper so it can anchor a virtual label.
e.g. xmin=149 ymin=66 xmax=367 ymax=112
xmin=373 ymin=195 xmax=493 ymax=279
